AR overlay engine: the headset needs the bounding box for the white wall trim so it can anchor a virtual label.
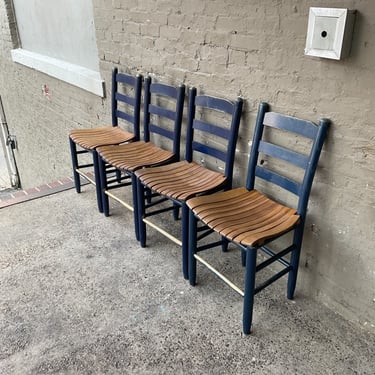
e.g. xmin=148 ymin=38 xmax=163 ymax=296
xmin=11 ymin=49 xmax=104 ymax=97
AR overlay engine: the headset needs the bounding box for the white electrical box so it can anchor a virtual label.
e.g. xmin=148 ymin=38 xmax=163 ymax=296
xmin=305 ymin=7 xmax=356 ymax=60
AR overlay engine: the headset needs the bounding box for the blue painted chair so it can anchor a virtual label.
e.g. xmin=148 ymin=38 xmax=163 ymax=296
xmin=69 ymin=67 xmax=142 ymax=212
xmin=187 ymin=102 xmax=330 ymax=334
xmin=135 ymin=88 xmax=243 ymax=279
xmin=96 ymin=77 xmax=185 ymax=239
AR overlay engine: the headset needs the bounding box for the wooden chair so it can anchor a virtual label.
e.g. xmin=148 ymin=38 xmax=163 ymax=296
xmin=187 ymin=102 xmax=330 ymax=334
xmin=96 ymin=77 xmax=185 ymax=240
xmin=69 ymin=67 xmax=142 ymax=212
xmin=135 ymin=88 xmax=243 ymax=279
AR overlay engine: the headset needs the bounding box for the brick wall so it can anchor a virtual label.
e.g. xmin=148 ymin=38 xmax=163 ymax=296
xmin=0 ymin=0 xmax=374 ymax=329
xmin=0 ymin=0 xmax=18 ymax=50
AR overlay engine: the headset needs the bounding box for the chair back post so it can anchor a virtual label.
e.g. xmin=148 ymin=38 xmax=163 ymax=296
xmin=172 ymin=84 xmax=186 ymax=158
xmin=245 ymin=102 xmax=269 ymax=190
xmin=143 ymin=76 xmax=152 ymax=142
xmin=223 ymin=97 xmax=243 ymax=186
xmin=185 ymin=87 xmax=197 ymax=162
xmin=297 ymin=118 xmax=330 ymax=222
xmin=133 ymin=74 xmax=142 ymax=141
xmin=111 ymin=67 xmax=119 ymax=126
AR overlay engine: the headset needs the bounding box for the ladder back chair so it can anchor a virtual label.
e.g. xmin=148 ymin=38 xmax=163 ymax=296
xmin=187 ymin=102 xmax=330 ymax=334
xmin=136 ymin=88 xmax=243 ymax=279
xmin=97 ymin=77 xmax=185 ymax=240
xmin=69 ymin=67 xmax=142 ymax=212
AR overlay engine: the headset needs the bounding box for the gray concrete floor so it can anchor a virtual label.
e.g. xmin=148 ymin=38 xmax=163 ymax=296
xmin=0 ymin=186 xmax=374 ymax=374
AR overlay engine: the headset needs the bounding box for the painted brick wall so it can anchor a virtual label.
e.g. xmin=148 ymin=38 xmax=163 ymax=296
xmin=0 ymin=0 xmax=17 ymax=50
xmin=0 ymin=0 xmax=374 ymax=330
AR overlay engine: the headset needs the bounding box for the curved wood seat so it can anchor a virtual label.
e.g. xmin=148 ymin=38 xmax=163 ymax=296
xmin=69 ymin=126 xmax=135 ymax=150
xmin=187 ymin=187 xmax=299 ymax=247
xmin=97 ymin=141 xmax=175 ymax=172
xmin=136 ymin=160 xmax=227 ymax=201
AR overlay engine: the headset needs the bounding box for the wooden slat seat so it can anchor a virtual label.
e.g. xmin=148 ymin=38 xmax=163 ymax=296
xmin=136 ymin=160 xmax=227 ymax=201
xmin=187 ymin=187 xmax=299 ymax=247
xmin=69 ymin=126 xmax=135 ymax=150
xmin=97 ymin=141 xmax=175 ymax=172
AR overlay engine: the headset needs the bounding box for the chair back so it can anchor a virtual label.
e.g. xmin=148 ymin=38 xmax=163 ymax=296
xmin=185 ymin=88 xmax=243 ymax=188
xmin=111 ymin=67 xmax=142 ymax=141
xmin=143 ymin=77 xmax=185 ymax=160
xmin=246 ymin=102 xmax=330 ymax=222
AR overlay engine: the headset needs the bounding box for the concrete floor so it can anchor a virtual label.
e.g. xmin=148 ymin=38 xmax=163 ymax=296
xmin=0 ymin=186 xmax=374 ymax=374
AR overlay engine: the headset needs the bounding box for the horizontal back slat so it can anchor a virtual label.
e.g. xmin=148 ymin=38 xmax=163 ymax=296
xmin=195 ymin=95 xmax=234 ymax=114
xmin=115 ymin=92 xmax=136 ymax=107
xmin=116 ymin=110 xmax=135 ymax=125
xmin=264 ymin=112 xmax=318 ymax=139
xmin=149 ymin=104 xmax=176 ymax=121
xmin=193 ymin=119 xmax=231 ymax=140
xmin=255 ymin=165 xmax=301 ymax=196
xmin=116 ymin=73 xmax=137 ymax=86
xmin=150 ymin=83 xmax=178 ymax=98
xmin=192 ymin=141 xmax=227 ymax=162
xmin=149 ymin=124 xmax=174 ymax=140
xmin=259 ymin=141 xmax=309 ymax=169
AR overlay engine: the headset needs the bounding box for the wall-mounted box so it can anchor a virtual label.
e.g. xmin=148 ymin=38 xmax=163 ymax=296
xmin=305 ymin=7 xmax=356 ymax=60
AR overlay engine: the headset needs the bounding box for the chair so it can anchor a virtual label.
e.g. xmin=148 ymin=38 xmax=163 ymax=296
xmin=69 ymin=67 xmax=142 ymax=212
xmin=135 ymin=88 xmax=243 ymax=279
xmin=96 ymin=77 xmax=185 ymax=239
xmin=187 ymin=102 xmax=330 ymax=334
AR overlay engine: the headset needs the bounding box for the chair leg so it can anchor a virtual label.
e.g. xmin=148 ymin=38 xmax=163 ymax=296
xmin=241 ymin=248 xmax=247 ymax=267
xmin=188 ymin=211 xmax=198 ymax=286
xmin=98 ymin=154 xmax=110 ymax=217
xmin=116 ymin=169 xmax=122 ymax=183
xmin=146 ymin=187 xmax=152 ymax=204
xmin=173 ymin=203 xmax=180 ymax=220
xmin=137 ymin=179 xmax=147 ymax=248
xmin=221 ymin=237 xmax=229 ymax=252
xmin=181 ymin=203 xmax=189 ymax=279
xmin=131 ymin=174 xmax=140 ymax=241
xmin=287 ymin=228 xmax=304 ymax=299
xmin=243 ymin=248 xmax=257 ymax=335
xmin=93 ymin=151 xmax=103 ymax=213
xmin=69 ymin=138 xmax=81 ymax=193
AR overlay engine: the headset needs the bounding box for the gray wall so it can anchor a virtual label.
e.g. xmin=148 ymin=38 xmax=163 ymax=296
xmin=0 ymin=0 xmax=374 ymax=331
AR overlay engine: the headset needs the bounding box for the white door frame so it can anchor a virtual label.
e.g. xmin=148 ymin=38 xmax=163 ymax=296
xmin=0 ymin=96 xmax=20 ymax=188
